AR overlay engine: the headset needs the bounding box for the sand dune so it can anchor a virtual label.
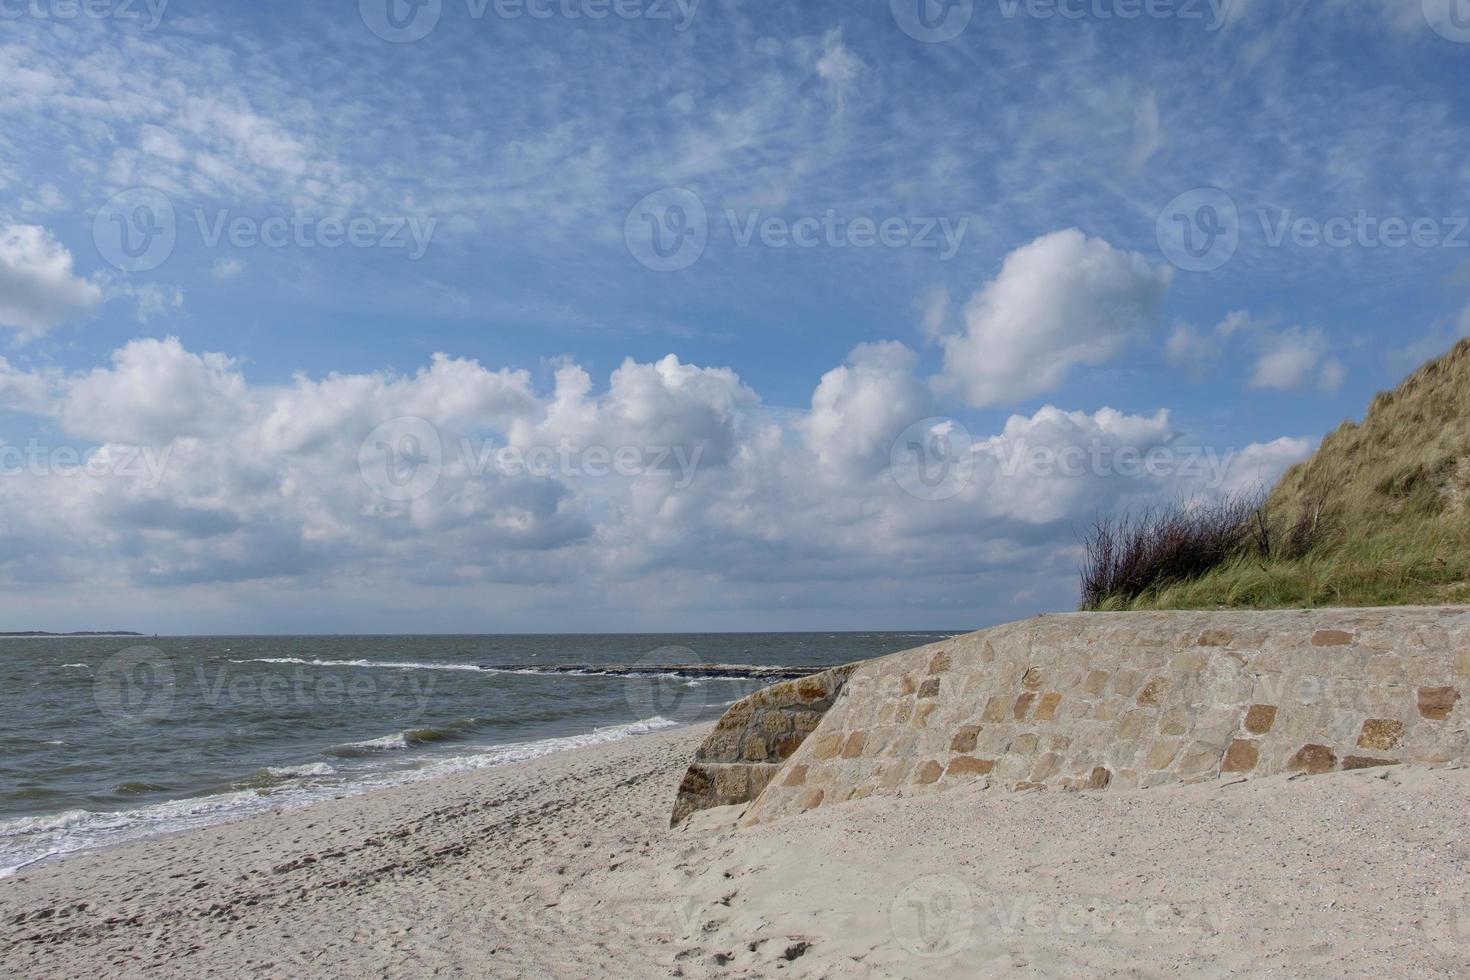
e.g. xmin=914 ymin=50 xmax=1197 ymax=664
xmin=4 ymin=724 xmax=1469 ymax=977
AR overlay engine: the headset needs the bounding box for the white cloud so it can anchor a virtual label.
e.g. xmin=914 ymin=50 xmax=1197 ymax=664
xmin=0 ymin=224 xmax=103 ymax=339
xmin=1249 ymin=326 xmax=1345 ymax=392
xmin=61 ymin=337 xmax=249 ymax=443
xmin=936 ymin=229 xmax=1173 ymax=408
xmin=800 ymin=341 xmax=928 ymax=480
xmin=0 ymin=336 xmax=1308 ymax=628
xmin=212 ymin=258 xmax=245 ymax=281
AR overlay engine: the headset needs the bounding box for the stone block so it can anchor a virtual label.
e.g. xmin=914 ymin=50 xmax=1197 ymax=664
xmin=1083 ymin=669 xmax=1110 ymax=696
xmin=1086 ymin=766 xmax=1112 ymax=790
xmin=1311 ymin=630 xmax=1354 ymax=647
xmin=915 ymin=760 xmax=943 ymax=784
xmin=742 ymin=734 xmax=769 ymax=761
xmin=1418 ymin=686 xmax=1460 ymax=720
xmin=841 ymin=731 xmax=866 ymax=759
xmin=895 ymin=700 xmax=914 ymax=723
xmin=801 ymin=789 xmax=825 ymax=810
xmin=714 ymin=766 xmax=749 ymax=799
xmin=1029 ymin=753 xmax=1062 ymax=781
xmin=1035 ymin=692 xmax=1062 ymax=722
xmin=1342 ymin=756 xmax=1397 ymax=771
xmin=1356 ymin=719 xmax=1404 ymax=751
xmin=914 ymin=702 xmax=939 ymax=727
xmin=1197 ymin=629 xmax=1233 ymax=647
xmin=1010 ymin=733 xmax=1040 ymax=755
xmin=783 ymin=764 xmax=808 ymax=787
xmin=1288 ymin=744 xmax=1337 ymax=774
xmin=1221 ymin=739 xmax=1259 ymax=773
xmin=918 ymin=678 xmax=941 ymax=699
xmin=928 ymin=652 xmax=951 ymax=674
xmin=1146 ymin=740 xmax=1180 ymax=770
xmin=950 ymin=725 xmax=982 ymax=753
xmin=1243 ymin=704 xmax=1277 ymax=735
xmin=1022 ymin=667 xmax=1045 ymax=691
xmin=981 ymin=696 xmax=1009 ymax=723
xmin=810 ymin=733 xmax=843 ymax=761
xmin=1159 ymin=706 xmax=1191 ymax=736
xmin=1136 ymin=679 xmax=1165 ymax=706
xmin=1014 ymin=692 xmax=1037 ymax=720
xmin=946 ymin=756 xmax=994 ymax=777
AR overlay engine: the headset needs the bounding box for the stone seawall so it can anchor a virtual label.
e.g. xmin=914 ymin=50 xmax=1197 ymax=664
xmin=671 ymin=664 xmax=856 ymax=826
xmin=727 ymin=608 xmax=1470 ymax=825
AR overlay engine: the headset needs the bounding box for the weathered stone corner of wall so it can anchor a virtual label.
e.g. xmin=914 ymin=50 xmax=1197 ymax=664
xmin=738 ymin=607 xmax=1470 ymax=826
xmin=671 ymin=663 xmax=858 ymax=827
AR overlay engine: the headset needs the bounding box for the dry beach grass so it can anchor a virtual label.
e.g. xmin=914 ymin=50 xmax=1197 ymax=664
xmin=5 ymin=723 xmax=1470 ymax=977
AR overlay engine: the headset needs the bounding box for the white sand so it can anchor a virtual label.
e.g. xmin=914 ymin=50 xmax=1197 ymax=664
xmin=4 ymin=724 xmax=1470 ymax=977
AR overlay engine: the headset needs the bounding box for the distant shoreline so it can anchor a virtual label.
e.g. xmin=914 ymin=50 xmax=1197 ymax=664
xmin=0 ymin=631 xmax=143 ymax=637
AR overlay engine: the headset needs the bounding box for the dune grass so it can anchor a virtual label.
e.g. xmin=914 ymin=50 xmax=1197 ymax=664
xmin=1082 ymin=338 xmax=1470 ymax=611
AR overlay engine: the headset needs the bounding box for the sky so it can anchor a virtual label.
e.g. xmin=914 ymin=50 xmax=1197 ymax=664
xmin=0 ymin=0 xmax=1467 ymax=633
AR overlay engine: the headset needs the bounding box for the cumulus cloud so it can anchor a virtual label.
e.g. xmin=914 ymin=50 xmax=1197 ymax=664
xmin=1250 ymin=326 xmax=1346 ymax=392
xmin=0 ymin=224 xmax=103 ymax=338
xmin=0 ymin=336 xmax=1313 ymax=628
xmin=936 ymin=229 xmax=1174 ymax=408
xmin=800 ymin=341 xmax=928 ymax=481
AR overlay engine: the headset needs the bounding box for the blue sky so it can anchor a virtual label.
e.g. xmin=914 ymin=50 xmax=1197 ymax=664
xmin=0 ymin=0 xmax=1467 ymax=632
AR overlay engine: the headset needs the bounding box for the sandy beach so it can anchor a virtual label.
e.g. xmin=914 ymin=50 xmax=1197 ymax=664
xmin=3 ymin=722 xmax=1469 ymax=977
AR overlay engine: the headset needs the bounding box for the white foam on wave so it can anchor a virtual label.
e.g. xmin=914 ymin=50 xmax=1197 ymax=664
xmin=57 ymin=663 xmax=90 ymax=669
xmin=328 ymin=733 xmax=411 ymax=754
xmin=265 ymin=763 xmax=335 ymax=779
xmin=0 ymin=715 xmax=679 ymax=878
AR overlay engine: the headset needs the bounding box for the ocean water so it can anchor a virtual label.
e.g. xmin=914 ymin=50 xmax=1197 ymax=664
xmin=0 ymin=632 xmax=954 ymax=876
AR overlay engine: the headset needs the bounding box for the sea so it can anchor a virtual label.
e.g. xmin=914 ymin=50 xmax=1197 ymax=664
xmin=0 ymin=632 xmax=956 ymax=877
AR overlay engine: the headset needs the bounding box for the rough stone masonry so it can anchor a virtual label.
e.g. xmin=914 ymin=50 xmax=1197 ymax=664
xmin=672 ymin=607 xmax=1470 ymax=826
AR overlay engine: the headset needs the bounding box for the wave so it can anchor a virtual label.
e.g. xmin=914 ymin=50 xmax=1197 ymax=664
xmin=56 ymin=663 xmax=91 ymax=669
xmin=0 ymin=715 xmax=678 ymax=878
